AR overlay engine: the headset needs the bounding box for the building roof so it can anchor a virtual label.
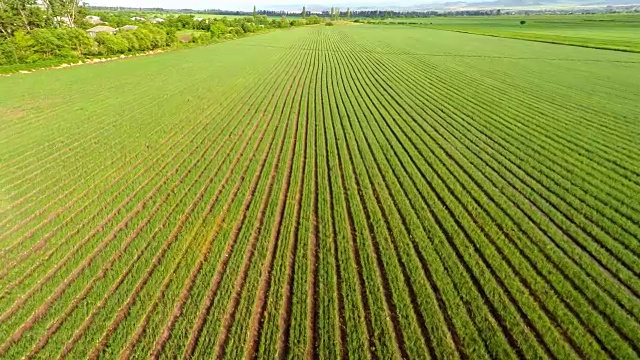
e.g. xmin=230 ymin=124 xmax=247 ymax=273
xmin=87 ymin=26 xmax=117 ymax=33
xmin=86 ymin=18 xmax=104 ymax=25
xmin=120 ymin=25 xmax=139 ymax=31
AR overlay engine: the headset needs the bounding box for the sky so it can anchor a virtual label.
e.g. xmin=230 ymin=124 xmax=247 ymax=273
xmin=87 ymin=0 xmax=419 ymax=11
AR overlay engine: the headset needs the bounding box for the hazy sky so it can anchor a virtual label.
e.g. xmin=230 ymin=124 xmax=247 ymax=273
xmin=88 ymin=0 xmax=405 ymax=11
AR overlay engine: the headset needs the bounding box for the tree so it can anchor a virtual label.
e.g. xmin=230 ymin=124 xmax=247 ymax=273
xmin=302 ymin=6 xmax=306 ymax=19
xmin=279 ymin=15 xmax=289 ymax=28
xmin=131 ymin=28 xmax=152 ymax=51
xmin=0 ymin=0 xmax=44 ymax=35
xmin=40 ymin=0 xmax=82 ymax=27
xmin=306 ymin=15 xmax=321 ymax=25
xmin=62 ymin=27 xmax=93 ymax=55
xmin=242 ymin=21 xmax=255 ymax=33
xmin=252 ymin=5 xmax=256 ymax=18
xmin=347 ymin=8 xmax=351 ymax=19
xmin=520 ymin=20 xmax=526 ymax=25
xmin=95 ymin=32 xmax=128 ymax=55
xmin=209 ymin=21 xmax=227 ymax=37
xmin=12 ymin=30 xmax=34 ymax=60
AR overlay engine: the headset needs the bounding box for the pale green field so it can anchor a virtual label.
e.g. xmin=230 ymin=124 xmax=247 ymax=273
xmin=384 ymin=14 xmax=640 ymax=51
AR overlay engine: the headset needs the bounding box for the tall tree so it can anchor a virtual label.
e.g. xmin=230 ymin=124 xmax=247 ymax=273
xmin=301 ymin=5 xmax=306 ymax=19
xmin=253 ymin=5 xmax=256 ymax=17
xmin=0 ymin=0 xmax=44 ymax=35
xmin=40 ymin=0 xmax=82 ymax=26
xmin=346 ymin=7 xmax=351 ymax=19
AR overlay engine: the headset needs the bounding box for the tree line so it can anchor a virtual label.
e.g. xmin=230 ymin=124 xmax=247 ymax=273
xmin=0 ymin=2 xmax=324 ymax=69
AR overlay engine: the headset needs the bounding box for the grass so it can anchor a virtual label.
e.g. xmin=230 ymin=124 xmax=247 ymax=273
xmin=1 ymin=22 xmax=639 ymax=359
xmin=384 ymin=13 xmax=640 ymax=52
xmin=176 ymin=30 xmax=206 ymax=42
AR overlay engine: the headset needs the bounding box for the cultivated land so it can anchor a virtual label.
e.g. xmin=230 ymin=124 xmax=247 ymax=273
xmin=388 ymin=14 xmax=640 ymax=52
xmin=1 ymin=24 xmax=640 ymax=359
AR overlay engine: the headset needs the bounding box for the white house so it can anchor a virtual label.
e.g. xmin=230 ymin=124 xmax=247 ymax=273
xmin=151 ymin=18 xmax=165 ymax=23
xmin=131 ymin=16 xmax=146 ymax=21
xmin=85 ymin=15 xmax=104 ymax=25
xmin=86 ymin=26 xmax=117 ymax=37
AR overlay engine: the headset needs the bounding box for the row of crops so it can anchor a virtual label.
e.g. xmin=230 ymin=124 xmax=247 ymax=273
xmin=1 ymin=25 xmax=639 ymax=359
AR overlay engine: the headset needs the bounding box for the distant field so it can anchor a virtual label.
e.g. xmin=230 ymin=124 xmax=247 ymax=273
xmin=386 ymin=14 xmax=640 ymax=52
xmin=175 ymin=29 xmax=206 ymax=42
xmin=1 ymin=24 xmax=640 ymax=359
xmin=181 ymin=13 xmax=301 ymax=20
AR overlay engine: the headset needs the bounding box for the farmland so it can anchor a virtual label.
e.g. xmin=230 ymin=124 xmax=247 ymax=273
xmin=387 ymin=14 xmax=640 ymax=52
xmin=1 ymin=23 xmax=640 ymax=359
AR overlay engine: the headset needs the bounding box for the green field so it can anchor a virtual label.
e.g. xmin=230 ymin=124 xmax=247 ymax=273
xmin=1 ymin=23 xmax=640 ymax=359
xmin=173 ymin=13 xmax=301 ymax=20
xmin=386 ymin=14 xmax=640 ymax=52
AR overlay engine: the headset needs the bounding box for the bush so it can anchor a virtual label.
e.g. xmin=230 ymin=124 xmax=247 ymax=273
xmin=227 ymin=27 xmax=243 ymax=36
xmin=209 ymin=22 xmax=227 ymax=38
xmin=147 ymin=26 xmax=169 ymax=48
xmin=132 ymin=28 xmax=153 ymax=51
xmin=325 ymin=21 xmax=334 ymax=27
xmin=30 ymin=29 xmax=68 ymax=60
xmin=241 ymin=22 xmax=256 ymax=33
xmin=61 ymin=28 xmax=94 ymax=56
xmin=95 ymin=32 xmax=128 ymax=55
xmin=0 ymin=39 xmax=20 ymax=65
xmin=306 ymin=15 xmax=322 ymax=25
xmin=520 ymin=20 xmax=526 ymax=25
xmin=278 ymin=20 xmax=290 ymax=28
xmin=116 ymin=31 xmax=139 ymax=51
xmin=192 ymin=32 xmax=212 ymax=44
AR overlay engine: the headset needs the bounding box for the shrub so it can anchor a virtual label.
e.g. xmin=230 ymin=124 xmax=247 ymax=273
xmin=209 ymin=22 xmax=227 ymax=38
xmin=520 ymin=20 xmax=527 ymax=25
xmin=306 ymin=15 xmax=322 ymax=25
xmin=31 ymin=29 xmax=68 ymax=60
xmin=227 ymin=27 xmax=243 ymax=36
xmin=0 ymin=39 xmax=20 ymax=65
xmin=117 ymin=31 xmax=139 ymax=51
xmin=95 ymin=32 xmax=128 ymax=55
xmin=61 ymin=28 xmax=94 ymax=56
xmin=147 ymin=26 xmax=169 ymax=48
xmin=241 ymin=22 xmax=256 ymax=33
xmin=278 ymin=20 xmax=290 ymax=28
xmin=132 ymin=28 xmax=153 ymax=51
xmin=192 ymin=32 xmax=212 ymax=44
xmin=325 ymin=21 xmax=334 ymax=27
